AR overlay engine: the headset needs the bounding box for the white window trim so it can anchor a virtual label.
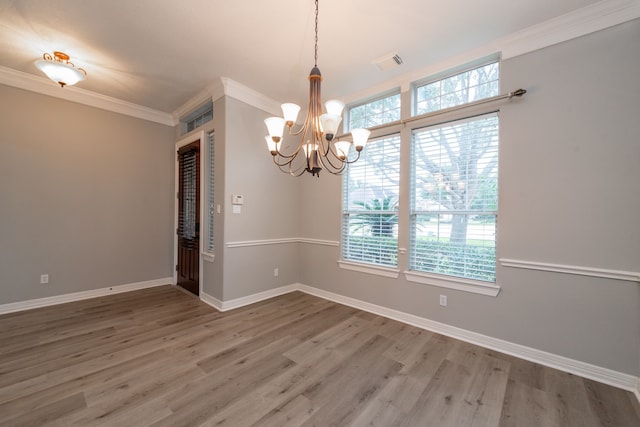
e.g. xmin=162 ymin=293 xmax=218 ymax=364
xmin=409 ymin=113 xmax=499 ymax=284
xmin=404 ymin=270 xmax=500 ymax=297
xmin=202 ymin=131 xmax=215 ymax=261
xmin=411 ymin=55 xmax=500 ymax=116
xmin=346 ymin=90 xmax=402 ymax=132
xmin=340 ymin=133 xmax=401 ymax=270
xmin=338 ymin=260 xmax=400 ymax=278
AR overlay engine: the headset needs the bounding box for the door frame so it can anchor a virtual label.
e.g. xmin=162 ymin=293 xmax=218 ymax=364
xmin=174 ymin=131 xmax=205 ymax=296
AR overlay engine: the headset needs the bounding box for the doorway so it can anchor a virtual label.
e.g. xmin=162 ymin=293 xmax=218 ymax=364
xmin=176 ymin=140 xmax=200 ymax=296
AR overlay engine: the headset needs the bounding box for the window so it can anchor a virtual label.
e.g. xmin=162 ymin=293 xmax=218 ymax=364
xmin=340 ymin=58 xmax=503 ymax=291
xmin=205 ymin=132 xmax=215 ymax=253
xmin=342 ymin=134 xmax=401 ymax=268
xmin=348 ymin=93 xmax=401 ymax=130
xmin=180 ymin=101 xmax=213 ymax=135
xmin=410 ymin=113 xmax=499 ymax=282
xmin=415 ymin=62 xmax=499 ymax=115
xmin=186 ymin=110 xmax=212 ymax=133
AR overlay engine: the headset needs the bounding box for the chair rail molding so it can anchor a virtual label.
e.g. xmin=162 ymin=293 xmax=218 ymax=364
xmin=499 ymin=258 xmax=640 ymax=283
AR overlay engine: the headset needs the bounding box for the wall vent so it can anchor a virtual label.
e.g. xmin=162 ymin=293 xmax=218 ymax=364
xmin=372 ymin=52 xmax=403 ymax=71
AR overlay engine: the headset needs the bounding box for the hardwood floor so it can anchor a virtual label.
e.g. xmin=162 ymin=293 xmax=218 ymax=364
xmin=0 ymin=286 xmax=638 ymax=426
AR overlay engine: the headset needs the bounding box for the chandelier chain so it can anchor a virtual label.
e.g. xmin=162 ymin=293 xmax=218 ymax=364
xmin=314 ymin=0 xmax=319 ymax=67
xmin=263 ymin=0 xmax=370 ymax=176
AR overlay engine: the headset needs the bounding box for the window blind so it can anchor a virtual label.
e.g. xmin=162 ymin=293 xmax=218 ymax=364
xmin=348 ymin=93 xmax=401 ymax=131
xmin=178 ymin=145 xmax=200 ymax=248
xmin=342 ymin=134 xmax=401 ymax=267
xmin=415 ymin=62 xmax=499 ymax=115
xmin=410 ymin=113 xmax=498 ymax=282
xmin=206 ymin=132 xmax=215 ymax=253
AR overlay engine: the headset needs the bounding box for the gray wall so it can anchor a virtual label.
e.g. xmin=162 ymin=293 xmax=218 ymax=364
xmin=0 ymin=85 xmax=175 ymax=304
xmin=201 ymin=97 xmax=226 ymax=301
xmin=298 ymin=20 xmax=640 ymax=376
xmin=214 ymin=97 xmax=300 ymax=300
xmin=1 ymin=19 xmax=637 ymax=380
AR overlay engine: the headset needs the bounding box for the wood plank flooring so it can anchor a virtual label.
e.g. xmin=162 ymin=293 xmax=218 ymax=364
xmin=0 ymin=286 xmax=638 ymax=426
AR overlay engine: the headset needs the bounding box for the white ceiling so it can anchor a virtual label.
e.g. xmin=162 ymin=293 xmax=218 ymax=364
xmin=0 ymin=0 xmax=612 ymax=114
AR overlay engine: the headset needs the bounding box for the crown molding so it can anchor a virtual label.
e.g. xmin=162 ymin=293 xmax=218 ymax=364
xmin=172 ymin=77 xmax=281 ymax=121
xmin=172 ymin=87 xmax=213 ymax=121
xmin=3 ymin=0 xmax=637 ymax=124
xmin=220 ymin=77 xmax=281 ymax=116
xmin=0 ymin=66 xmax=176 ymax=126
xmin=499 ymin=0 xmax=640 ymax=60
xmin=343 ymin=0 xmax=640 ymax=104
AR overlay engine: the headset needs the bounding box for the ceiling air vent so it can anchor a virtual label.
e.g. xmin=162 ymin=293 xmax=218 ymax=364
xmin=372 ymin=52 xmax=403 ymax=71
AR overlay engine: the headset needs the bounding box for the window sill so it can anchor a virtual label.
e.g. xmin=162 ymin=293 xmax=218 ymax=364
xmin=404 ymin=270 xmax=500 ymax=297
xmin=202 ymin=252 xmax=215 ymax=263
xmin=338 ymin=260 xmax=400 ymax=278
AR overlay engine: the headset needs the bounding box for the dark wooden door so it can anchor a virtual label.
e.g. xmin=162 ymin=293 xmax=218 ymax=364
xmin=176 ymin=141 xmax=200 ymax=295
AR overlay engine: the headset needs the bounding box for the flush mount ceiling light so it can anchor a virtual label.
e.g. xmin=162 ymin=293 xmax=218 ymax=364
xmin=264 ymin=0 xmax=370 ymax=177
xmin=35 ymin=51 xmax=86 ymax=87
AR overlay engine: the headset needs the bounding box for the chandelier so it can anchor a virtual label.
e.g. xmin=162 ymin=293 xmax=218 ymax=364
xmin=264 ymin=0 xmax=370 ymax=177
xmin=35 ymin=51 xmax=86 ymax=88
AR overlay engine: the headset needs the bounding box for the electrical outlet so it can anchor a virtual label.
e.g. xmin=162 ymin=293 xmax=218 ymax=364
xmin=273 ymin=268 xmax=279 ymax=277
xmin=40 ymin=274 xmax=49 ymax=284
xmin=439 ymin=295 xmax=447 ymax=307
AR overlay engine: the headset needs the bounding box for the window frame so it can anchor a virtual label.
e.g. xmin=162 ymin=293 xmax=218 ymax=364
xmin=411 ymin=55 xmax=500 ymax=117
xmin=180 ymin=101 xmax=213 ymax=136
xmin=340 ymin=133 xmax=402 ymax=277
xmin=345 ymin=90 xmax=402 ymax=132
xmin=407 ymin=113 xmax=500 ymax=296
xmin=338 ymin=57 xmax=504 ymax=296
xmin=203 ymin=131 xmax=215 ymax=259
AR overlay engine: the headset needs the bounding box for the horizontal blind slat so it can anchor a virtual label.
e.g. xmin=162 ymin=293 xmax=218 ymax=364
xmin=342 ymin=134 xmax=401 ymax=267
xmin=410 ymin=112 xmax=498 ymax=282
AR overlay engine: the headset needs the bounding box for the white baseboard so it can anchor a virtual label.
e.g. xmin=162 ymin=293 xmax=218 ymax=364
xmin=3 ymin=278 xmax=637 ymax=401
xmin=294 ymin=284 xmax=639 ymax=396
xmin=200 ymin=282 xmax=639 ymax=398
xmin=199 ymin=292 xmax=224 ymax=311
xmin=200 ymin=284 xmax=299 ymax=312
xmin=0 ymin=278 xmax=173 ymax=315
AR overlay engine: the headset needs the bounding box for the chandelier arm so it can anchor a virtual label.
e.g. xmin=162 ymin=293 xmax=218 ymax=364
xmin=277 ymin=155 xmax=306 ymax=176
xmin=316 ymin=143 xmax=363 ymax=172
xmin=273 ymin=122 xmax=309 ymax=160
xmin=287 ymin=163 xmax=307 ymax=176
xmin=315 ymin=150 xmax=347 ymax=175
xmin=318 ymin=146 xmax=349 ymax=172
xmin=273 ymin=144 xmax=304 ymax=161
xmin=272 ymin=153 xmax=305 ymax=176
xmin=287 ymin=119 xmax=310 ymax=137
xmin=341 ymin=149 xmax=362 ymax=164
xmin=262 ymin=0 xmax=367 ymax=177
xmin=316 ymin=152 xmax=346 ymax=174
xmin=272 ymin=155 xmax=297 ymax=167
xmin=323 ymin=137 xmax=353 ymax=160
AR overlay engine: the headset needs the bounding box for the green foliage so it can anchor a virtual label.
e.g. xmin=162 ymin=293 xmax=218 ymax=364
xmin=412 ymin=239 xmax=495 ymax=282
xmin=350 ymin=197 xmax=399 ymax=237
xmin=343 ymin=235 xmax=495 ymax=281
xmin=343 ymin=235 xmax=398 ymax=267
